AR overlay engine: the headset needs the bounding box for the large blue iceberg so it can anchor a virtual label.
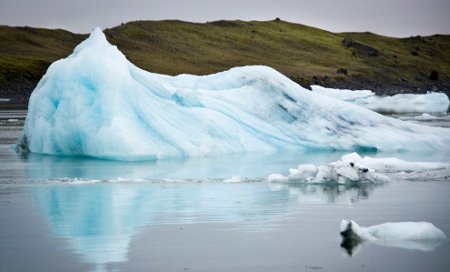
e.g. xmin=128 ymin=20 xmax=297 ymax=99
xmin=17 ymin=28 xmax=450 ymax=161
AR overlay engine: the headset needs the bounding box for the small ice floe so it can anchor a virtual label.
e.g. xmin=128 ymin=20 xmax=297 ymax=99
xmin=406 ymin=113 xmax=439 ymax=120
xmin=41 ymin=176 xmax=261 ymax=184
xmin=311 ymin=85 xmax=450 ymax=114
xmin=268 ymin=152 xmax=450 ymax=184
xmin=45 ymin=177 xmax=103 ymax=184
xmin=310 ymin=85 xmax=375 ymax=101
xmin=396 ymin=113 xmax=450 ymax=128
xmin=340 ymin=220 xmax=447 ymax=255
xmin=223 ymin=175 xmax=244 ymax=183
xmin=223 ymin=176 xmax=262 ymax=183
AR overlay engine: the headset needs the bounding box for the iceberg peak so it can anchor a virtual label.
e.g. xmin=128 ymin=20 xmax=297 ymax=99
xmin=17 ymin=32 xmax=450 ymax=160
xmin=91 ymin=27 xmax=105 ymax=37
xmin=73 ymin=27 xmax=112 ymax=54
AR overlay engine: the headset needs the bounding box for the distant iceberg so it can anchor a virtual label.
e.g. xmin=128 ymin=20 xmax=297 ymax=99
xmin=268 ymin=152 xmax=450 ymax=183
xmin=17 ymin=28 xmax=450 ymax=161
xmin=311 ymin=85 xmax=450 ymax=114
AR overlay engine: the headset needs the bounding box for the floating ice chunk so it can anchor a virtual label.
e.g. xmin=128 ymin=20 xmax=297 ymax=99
xmin=397 ymin=113 xmax=450 ymax=128
xmin=311 ymin=85 xmax=450 ymax=114
xmin=311 ymin=85 xmax=375 ymax=101
xmin=269 ymin=153 xmax=386 ymax=183
xmin=340 ymin=220 xmax=447 ymax=254
xmin=16 ymin=28 xmax=450 ymax=160
xmin=399 ymin=113 xmax=441 ymax=121
xmin=364 ymin=221 xmax=447 ymax=241
xmin=269 ymin=152 xmax=450 ymax=183
xmin=267 ymin=173 xmax=289 ymax=182
xmin=340 ymin=220 xmax=364 ymax=240
xmin=359 ymin=156 xmax=448 ymax=173
xmin=417 ymin=113 xmax=438 ymax=119
xmin=223 ymin=175 xmax=244 ymax=183
xmin=288 ymin=164 xmax=318 ymax=181
xmin=362 ymin=93 xmax=450 ymax=113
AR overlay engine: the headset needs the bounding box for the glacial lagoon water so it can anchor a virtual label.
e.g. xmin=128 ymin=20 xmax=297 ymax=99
xmin=1 ymin=109 xmax=450 ymax=272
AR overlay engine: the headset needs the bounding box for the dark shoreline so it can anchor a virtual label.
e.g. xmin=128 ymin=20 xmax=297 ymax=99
xmin=296 ymin=76 xmax=450 ymax=96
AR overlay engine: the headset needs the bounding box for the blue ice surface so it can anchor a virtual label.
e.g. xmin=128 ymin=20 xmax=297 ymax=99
xmin=17 ymin=28 xmax=450 ymax=161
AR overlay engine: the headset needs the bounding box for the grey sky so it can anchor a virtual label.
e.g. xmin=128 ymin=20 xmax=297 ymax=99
xmin=0 ymin=0 xmax=449 ymax=37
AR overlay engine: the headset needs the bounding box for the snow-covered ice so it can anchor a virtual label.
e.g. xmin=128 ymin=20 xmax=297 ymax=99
xmin=311 ymin=85 xmax=449 ymax=114
xmin=17 ymin=28 xmax=450 ymax=160
xmin=268 ymin=152 xmax=450 ymax=183
xmin=340 ymin=220 xmax=447 ymax=252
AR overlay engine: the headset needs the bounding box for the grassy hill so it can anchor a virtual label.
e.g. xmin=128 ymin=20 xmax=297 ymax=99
xmin=1 ymin=19 xmax=449 ymax=105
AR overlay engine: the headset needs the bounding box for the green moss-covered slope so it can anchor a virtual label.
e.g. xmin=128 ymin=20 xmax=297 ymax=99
xmin=1 ymin=20 xmax=449 ymax=105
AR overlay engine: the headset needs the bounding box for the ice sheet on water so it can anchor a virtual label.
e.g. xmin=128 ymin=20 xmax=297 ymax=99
xmin=268 ymin=152 xmax=450 ymax=183
xmin=16 ymin=28 xmax=450 ymax=161
xmin=42 ymin=177 xmax=260 ymax=184
xmin=311 ymin=85 xmax=450 ymax=114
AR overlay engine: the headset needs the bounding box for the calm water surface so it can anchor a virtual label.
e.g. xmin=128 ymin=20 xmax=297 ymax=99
xmin=0 ymin=109 xmax=449 ymax=272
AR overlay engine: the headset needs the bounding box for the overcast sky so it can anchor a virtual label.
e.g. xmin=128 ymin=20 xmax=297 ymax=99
xmin=0 ymin=0 xmax=449 ymax=37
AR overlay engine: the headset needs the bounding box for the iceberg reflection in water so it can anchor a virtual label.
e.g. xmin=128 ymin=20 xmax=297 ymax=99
xmin=5 ymin=147 xmax=447 ymax=271
xmin=341 ymin=236 xmax=447 ymax=256
xmin=30 ymin=181 xmax=380 ymax=270
xmin=18 ymin=149 xmax=351 ymax=181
